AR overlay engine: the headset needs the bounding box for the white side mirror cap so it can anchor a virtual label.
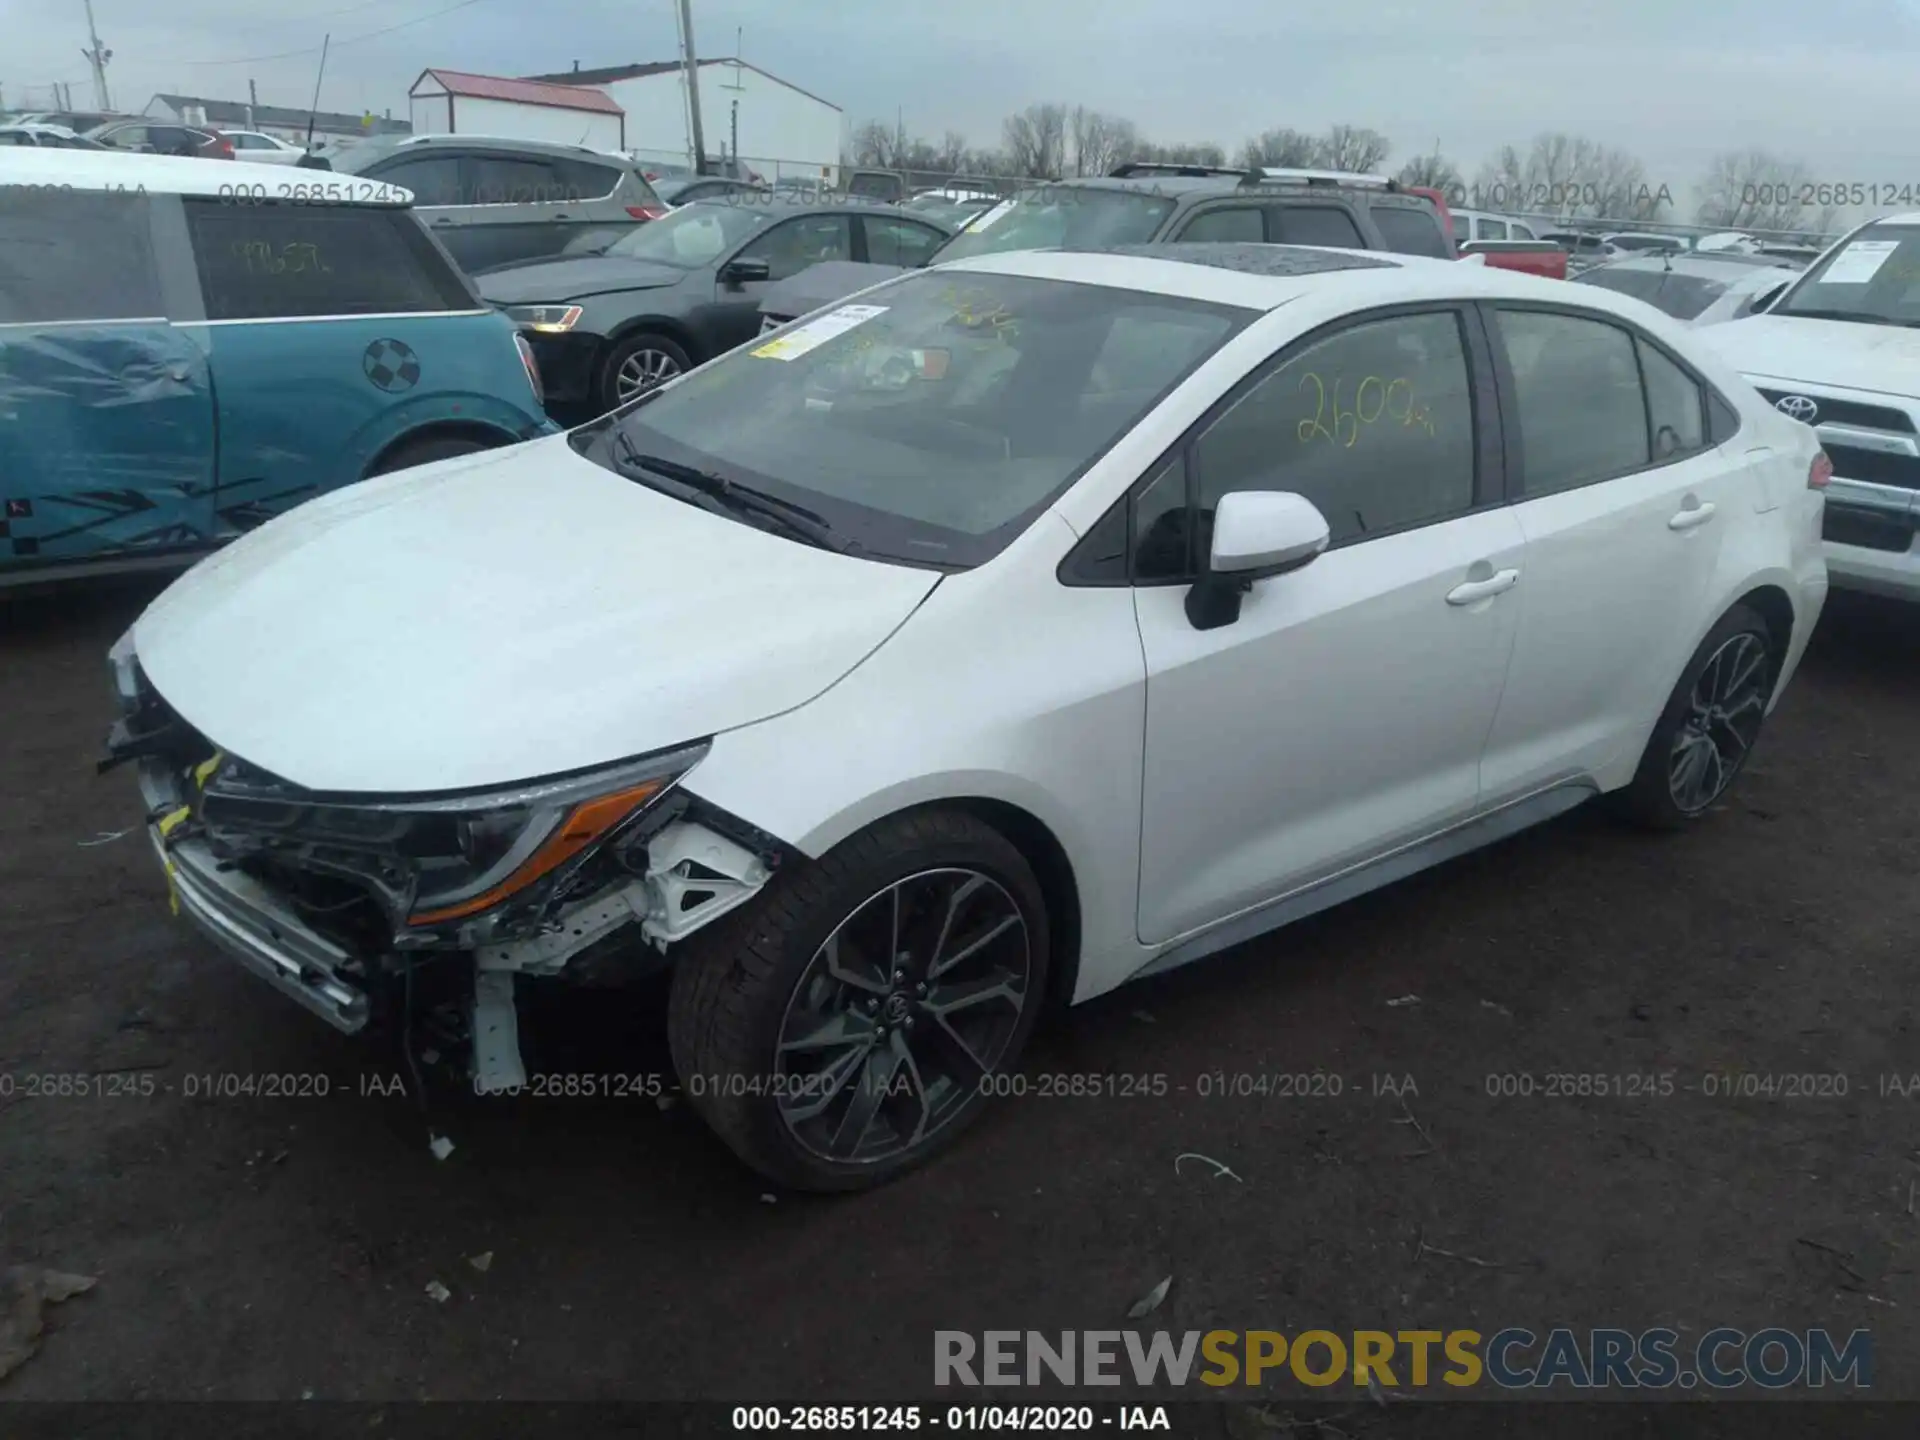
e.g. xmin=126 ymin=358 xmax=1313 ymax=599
xmin=1211 ymin=490 xmax=1331 ymax=578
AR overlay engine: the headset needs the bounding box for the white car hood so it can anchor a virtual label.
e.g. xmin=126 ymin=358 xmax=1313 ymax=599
xmin=133 ymin=436 xmax=940 ymax=794
xmin=1705 ymin=313 xmax=1920 ymax=397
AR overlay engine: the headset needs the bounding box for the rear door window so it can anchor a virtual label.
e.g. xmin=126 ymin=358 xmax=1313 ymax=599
xmin=469 ymin=153 xmax=565 ymax=205
xmin=862 ymin=216 xmax=948 ymax=266
xmin=182 ymin=200 xmax=475 ymax=320
xmin=1269 ymin=204 xmax=1365 ymax=248
xmin=364 ymin=154 xmax=465 ymax=206
xmin=1482 ymin=218 xmax=1509 ymax=240
xmin=1177 ymin=206 xmax=1264 ymax=243
xmin=1493 ymin=308 xmax=1649 ymax=496
xmin=0 ymin=189 xmax=162 ymax=323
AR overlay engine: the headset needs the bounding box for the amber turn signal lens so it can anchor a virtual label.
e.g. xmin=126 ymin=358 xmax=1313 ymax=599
xmin=407 ymin=780 xmax=663 ymax=925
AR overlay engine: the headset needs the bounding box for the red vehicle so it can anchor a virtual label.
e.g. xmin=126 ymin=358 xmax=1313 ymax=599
xmin=1458 ymin=239 xmax=1570 ymax=280
xmin=1403 ymin=184 xmax=1568 ymax=279
xmin=84 ymin=120 xmax=234 ymax=160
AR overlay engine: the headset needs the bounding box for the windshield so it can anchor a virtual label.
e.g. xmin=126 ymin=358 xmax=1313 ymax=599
xmin=602 ymin=202 xmax=771 ymax=266
xmin=588 ymin=269 xmax=1250 ymax=567
xmin=932 ymin=185 xmax=1177 ymax=264
xmin=1775 ymin=225 xmax=1920 ymax=326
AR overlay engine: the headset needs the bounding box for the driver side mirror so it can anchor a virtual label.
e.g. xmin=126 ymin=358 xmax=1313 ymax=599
xmin=720 ymin=256 xmax=772 ymax=286
xmin=1185 ymin=491 xmax=1331 ymax=632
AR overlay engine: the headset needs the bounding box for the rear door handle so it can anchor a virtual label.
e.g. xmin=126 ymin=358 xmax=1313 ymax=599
xmin=1446 ymin=568 xmax=1519 ymax=605
xmin=1669 ymin=501 xmax=1717 ymax=531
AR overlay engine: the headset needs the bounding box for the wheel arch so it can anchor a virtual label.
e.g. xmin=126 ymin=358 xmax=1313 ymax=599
xmin=767 ymin=789 xmax=1087 ymax=1017
xmin=361 ymin=419 xmax=519 ymax=479
xmin=605 ymin=314 xmax=705 ymax=366
xmin=1732 ymin=581 xmax=1796 ymax=658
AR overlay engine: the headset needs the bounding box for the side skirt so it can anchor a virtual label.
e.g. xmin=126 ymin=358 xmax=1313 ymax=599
xmin=1127 ymin=781 xmax=1598 ymax=985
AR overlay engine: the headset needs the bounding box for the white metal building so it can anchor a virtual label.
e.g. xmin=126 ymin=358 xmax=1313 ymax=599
xmin=407 ymin=70 xmax=626 ymax=150
xmin=519 ymin=60 xmax=841 ymax=183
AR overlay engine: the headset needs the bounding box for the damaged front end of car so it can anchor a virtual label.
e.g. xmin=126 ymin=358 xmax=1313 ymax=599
xmin=101 ymin=628 xmax=782 ymax=1091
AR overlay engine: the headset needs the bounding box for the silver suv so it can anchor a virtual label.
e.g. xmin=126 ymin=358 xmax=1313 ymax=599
xmin=336 ymin=135 xmax=667 ymax=274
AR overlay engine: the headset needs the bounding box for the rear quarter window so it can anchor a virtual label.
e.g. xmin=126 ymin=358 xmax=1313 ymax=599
xmin=182 ymin=200 xmax=475 ymax=321
xmin=0 ymin=189 xmax=162 ymax=323
xmin=1371 ymin=201 xmax=1452 ymax=258
xmin=552 ymin=157 xmax=624 ymax=201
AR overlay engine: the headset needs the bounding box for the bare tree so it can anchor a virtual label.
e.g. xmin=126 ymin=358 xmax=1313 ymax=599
xmin=1317 ymin=124 xmax=1390 ymax=174
xmin=1132 ymin=139 xmax=1227 ymax=167
xmin=1397 ymin=149 xmax=1462 ymax=195
xmin=1476 ymin=132 xmax=1664 ymax=221
xmin=935 ymin=130 xmax=968 ymax=174
xmin=1240 ymin=127 xmax=1320 ymax=169
xmin=849 ymin=120 xmax=898 ymax=168
xmin=1070 ymin=106 xmax=1139 ymax=178
xmin=1002 ymin=103 xmax=1068 ymax=179
xmin=1693 ymin=149 xmax=1816 ymax=232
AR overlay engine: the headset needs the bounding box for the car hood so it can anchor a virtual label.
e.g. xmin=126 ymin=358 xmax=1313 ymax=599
xmin=759 ymin=261 xmax=909 ymax=320
xmin=1703 ymin=313 xmax=1920 ymax=397
xmin=132 ymin=436 xmax=940 ymax=795
xmin=476 ymin=257 xmax=689 ymax=304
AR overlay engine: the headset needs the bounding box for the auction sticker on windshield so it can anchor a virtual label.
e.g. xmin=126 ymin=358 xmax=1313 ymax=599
xmin=963 ymin=200 xmax=1015 ymax=233
xmin=751 ymin=304 xmax=888 ymax=361
xmin=1820 ymin=239 xmax=1900 ymax=285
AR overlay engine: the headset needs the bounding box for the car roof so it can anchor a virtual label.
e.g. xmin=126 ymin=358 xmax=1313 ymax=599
xmin=1592 ymin=253 xmax=1790 ymax=278
xmin=0 ymin=145 xmax=413 ymax=202
xmin=680 ymin=195 xmax=932 ymax=222
xmin=358 ymin=132 xmax=641 ymax=165
xmin=941 ymin=243 xmax=1612 ymax=313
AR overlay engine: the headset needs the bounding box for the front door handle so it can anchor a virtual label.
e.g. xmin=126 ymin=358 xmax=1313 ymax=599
xmin=1446 ymin=568 xmax=1519 ymax=605
xmin=1669 ymin=501 xmax=1717 ymax=531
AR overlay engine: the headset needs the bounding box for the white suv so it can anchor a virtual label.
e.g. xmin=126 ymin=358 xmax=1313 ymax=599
xmin=1703 ymin=216 xmax=1920 ymax=601
xmin=106 ymin=246 xmax=1829 ymax=1190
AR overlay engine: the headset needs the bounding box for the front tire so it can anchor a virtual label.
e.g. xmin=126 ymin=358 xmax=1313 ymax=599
xmin=667 ymin=810 xmax=1049 ymax=1192
xmin=598 ymin=332 xmax=691 ymax=412
xmin=1612 ymin=603 xmax=1777 ymax=830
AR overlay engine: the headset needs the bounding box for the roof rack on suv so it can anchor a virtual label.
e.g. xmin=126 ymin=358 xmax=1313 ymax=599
xmin=1257 ymin=167 xmax=1403 ymax=193
xmin=1108 ymin=160 xmax=1265 ymax=184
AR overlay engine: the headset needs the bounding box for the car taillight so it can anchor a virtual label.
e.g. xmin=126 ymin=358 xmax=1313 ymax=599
xmin=513 ymin=332 xmax=543 ymax=406
xmin=626 ymin=204 xmax=668 ymax=220
xmin=1809 ymin=452 xmax=1832 ymax=490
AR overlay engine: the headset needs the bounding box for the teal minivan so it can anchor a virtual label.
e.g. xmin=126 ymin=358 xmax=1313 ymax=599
xmin=0 ymin=148 xmax=557 ymax=583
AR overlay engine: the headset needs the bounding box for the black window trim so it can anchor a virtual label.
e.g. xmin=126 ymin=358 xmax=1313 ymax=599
xmin=1060 ymin=300 xmax=1504 ymax=587
xmin=1476 ymin=298 xmax=1740 ymax=501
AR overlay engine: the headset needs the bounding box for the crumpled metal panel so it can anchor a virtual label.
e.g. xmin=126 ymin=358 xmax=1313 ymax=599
xmin=0 ymin=324 xmax=216 ymax=568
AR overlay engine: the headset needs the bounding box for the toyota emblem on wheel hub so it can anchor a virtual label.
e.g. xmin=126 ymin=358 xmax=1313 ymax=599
xmin=1775 ymin=394 xmax=1819 ymax=423
xmin=884 ymin=993 xmax=911 ymax=1023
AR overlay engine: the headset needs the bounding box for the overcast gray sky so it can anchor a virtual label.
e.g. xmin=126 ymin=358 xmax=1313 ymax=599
xmin=6 ymin=0 xmax=1916 ymax=190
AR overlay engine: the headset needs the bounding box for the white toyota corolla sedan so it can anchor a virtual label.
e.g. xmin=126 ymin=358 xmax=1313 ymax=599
xmin=104 ymin=243 xmax=1830 ymax=1190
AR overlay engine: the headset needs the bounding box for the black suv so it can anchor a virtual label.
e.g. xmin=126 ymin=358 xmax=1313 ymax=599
xmin=759 ymin=162 xmax=1455 ymax=327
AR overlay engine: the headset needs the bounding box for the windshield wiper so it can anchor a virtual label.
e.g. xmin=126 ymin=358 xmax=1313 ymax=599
xmin=608 ymin=430 xmax=855 ymax=553
xmin=1782 ymin=307 xmax=1918 ymax=328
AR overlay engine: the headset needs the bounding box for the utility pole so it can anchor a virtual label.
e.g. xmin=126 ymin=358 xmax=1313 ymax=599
xmin=81 ymin=0 xmax=111 ymax=111
xmin=248 ymin=78 xmax=257 ymax=131
xmin=675 ymin=0 xmax=708 ymax=175
xmin=730 ymin=99 xmax=738 ymax=173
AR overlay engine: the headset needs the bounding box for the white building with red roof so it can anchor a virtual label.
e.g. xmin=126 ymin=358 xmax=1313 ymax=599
xmin=407 ymin=69 xmax=627 ymax=151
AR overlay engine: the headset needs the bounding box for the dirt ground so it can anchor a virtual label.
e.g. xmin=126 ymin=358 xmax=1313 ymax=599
xmin=2 ymin=577 xmax=1917 ymax=1409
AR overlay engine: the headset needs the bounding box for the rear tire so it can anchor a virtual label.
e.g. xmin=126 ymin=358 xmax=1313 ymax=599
xmin=667 ymin=809 xmax=1050 ymax=1192
xmin=364 ymin=433 xmax=495 ymax=477
xmin=1611 ymin=603 xmax=1777 ymax=830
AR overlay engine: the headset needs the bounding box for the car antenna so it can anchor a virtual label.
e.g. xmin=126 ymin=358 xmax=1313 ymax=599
xmin=303 ymin=32 xmax=330 ymax=155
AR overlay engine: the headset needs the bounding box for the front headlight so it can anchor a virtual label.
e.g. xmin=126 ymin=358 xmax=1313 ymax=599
xmin=199 ymin=743 xmax=707 ymax=933
xmin=506 ymin=304 xmax=583 ymax=334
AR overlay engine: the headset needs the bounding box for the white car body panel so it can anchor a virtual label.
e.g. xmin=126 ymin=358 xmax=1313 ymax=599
xmin=132 ymin=438 xmax=941 ymax=793
xmin=124 ymin=246 xmax=1831 ymax=1018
